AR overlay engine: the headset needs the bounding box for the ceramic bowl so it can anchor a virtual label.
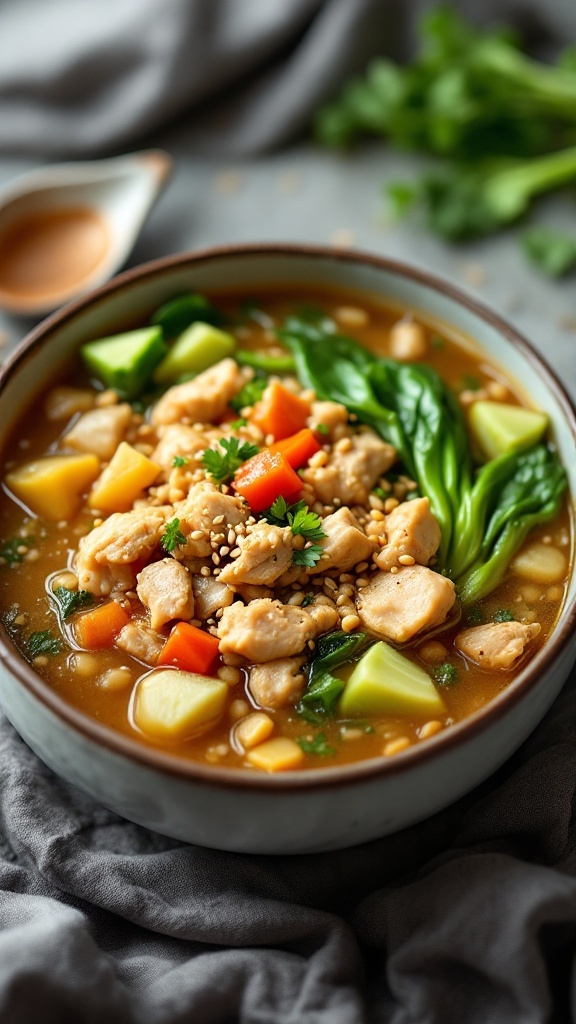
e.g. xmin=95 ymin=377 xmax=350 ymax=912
xmin=0 ymin=244 xmax=574 ymax=854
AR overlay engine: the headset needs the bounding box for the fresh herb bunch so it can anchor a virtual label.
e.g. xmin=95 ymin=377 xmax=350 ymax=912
xmin=202 ymin=437 xmax=259 ymax=485
xmin=315 ymin=5 xmax=576 ymax=244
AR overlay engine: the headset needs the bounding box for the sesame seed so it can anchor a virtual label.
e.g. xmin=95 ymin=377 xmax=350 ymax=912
xmin=341 ymin=613 xmax=361 ymax=633
xmin=200 ymin=566 xmax=211 ymax=577
xmin=398 ymin=554 xmax=416 ymax=566
xmin=191 ymin=530 xmax=204 ymax=541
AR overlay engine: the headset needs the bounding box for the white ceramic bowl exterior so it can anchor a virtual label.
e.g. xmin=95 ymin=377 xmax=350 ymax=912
xmin=0 ymin=246 xmax=574 ymax=854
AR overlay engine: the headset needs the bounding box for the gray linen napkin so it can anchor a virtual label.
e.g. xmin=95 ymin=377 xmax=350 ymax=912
xmin=1 ymin=1 xmax=576 ymax=1022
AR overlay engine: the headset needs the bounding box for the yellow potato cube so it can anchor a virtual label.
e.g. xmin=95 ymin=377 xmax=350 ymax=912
xmin=133 ymin=668 xmax=228 ymax=742
xmin=246 ymin=737 xmax=305 ymax=772
xmin=6 ymin=453 xmax=100 ymax=521
xmin=235 ymin=712 xmax=274 ymax=750
xmin=89 ymin=441 xmax=160 ymax=512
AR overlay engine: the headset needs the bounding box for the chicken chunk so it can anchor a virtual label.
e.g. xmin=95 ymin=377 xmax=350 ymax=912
xmin=375 ymin=497 xmax=441 ymax=572
xmin=115 ymin=621 xmax=165 ymax=666
xmin=192 ymin=575 xmax=235 ymax=621
xmin=63 ymin=404 xmax=132 ymax=461
xmin=455 ymin=621 xmax=541 ymax=671
xmin=219 ymin=523 xmax=293 ymax=586
xmin=151 ymin=424 xmax=220 ymax=475
xmin=151 ymin=358 xmax=245 ymax=426
xmin=218 ymin=598 xmax=337 ymax=663
xmin=309 ymin=507 xmax=374 ymax=575
xmin=75 ymin=506 xmax=172 ymax=596
xmin=302 ymin=428 xmax=396 ymax=506
xmin=248 ymin=656 xmax=307 ymax=710
xmin=308 ymin=400 xmax=348 ymax=438
xmin=173 ymin=482 xmax=248 ymax=561
xmin=356 ymin=565 xmax=457 ymax=643
xmin=136 ymin=558 xmax=194 ymax=630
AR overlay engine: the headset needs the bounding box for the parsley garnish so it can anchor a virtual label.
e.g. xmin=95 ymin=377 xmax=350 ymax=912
xmin=432 ymin=663 xmax=458 ymax=686
xmin=160 ymin=518 xmax=187 ymax=553
xmin=292 ymin=545 xmax=325 ymax=568
xmin=315 ymin=423 xmax=329 ymax=435
xmin=297 ymin=732 xmax=337 ymax=757
xmin=230 ymin=377 xmax=267 ymax=413
xmin=26 ymin=630 xmax=63 ymax=658
xmin=172 ymin=455 xmax=188 ymax=468
xmin=290 ymin=505 xmax=326 ymax=542
xmin=229 ymin=418 xmax=248 ymax=430
xmin=264 ymin=496 xmax=326 ymax=568
xmin=0 ymin=536 xmax=34 ymax=567
xmin=53 ymin=587 xmax=94 ymax=619
xmin=202 ymin=437 xmax=259 ymax=485
xmin=301 ymin=593 xmax=314 ymax=608
xmin=494 ymin=608 xmax=515 ymax=623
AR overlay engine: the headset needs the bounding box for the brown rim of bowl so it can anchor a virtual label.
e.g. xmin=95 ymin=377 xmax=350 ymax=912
xmin=0 ymin=242 xmax=575 ymax=793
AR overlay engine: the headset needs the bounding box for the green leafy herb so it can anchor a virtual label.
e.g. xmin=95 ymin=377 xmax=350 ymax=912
xmin=289 ymin=506 xmax=326 ymax=542
xmin=292 ymin=544 xmax=325 ymax=568
xmin=494 ymin=608 xmax=515 ymax=623
xmin=52 ymin=587 xmax=94 ymax=619
xmin=229 ymin=418 xmax=248 ymax=430
xmin=280 ymin=317 xmax=567 ymax=603
xmin=160 ymin=518 xmax=187 ymax=553
xmin=299 ymin=631 xmax=372 ymax=720
xmin=26 ymin=630 xmax=63 ymax=658
xmin=202 ymin=437 xmax=259 ymax=485
xmin=466 ymin=605 xmax=484 ymax=625
xmin=301 ymin=593 xmax=314 ymax=607
xmin=0 ymin=536 xmax=34 ymax=567
xmin=315 ymin=423 xmax=329 ymax=436
xmin=230 ymin=377 xmax=267 ymax=413
xmin=172 ymin=455 xmax=188 ymax=468
xmin=373 ymin=487 xmax=388 ymax=502
xmin=297 ymin=732 xmax=337 ymax=757
xmin=432 ymin=662 xmax=458 ymax=686
xmin=522 ymin=225 xmax=576 ymax=277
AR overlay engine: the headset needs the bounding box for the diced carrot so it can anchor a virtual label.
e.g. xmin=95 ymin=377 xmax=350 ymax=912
xmin=157 ymin=622 xmax=220 ymax=675
xmin=251 ymin=382 xmax=310 ymax=441
xmin=74 ymin=601 xmax=130 ymax=649
xmin=233 ymin=450 xmax=302 ymax=513
xmin=269 ymin=428 xmax=321 ymax=469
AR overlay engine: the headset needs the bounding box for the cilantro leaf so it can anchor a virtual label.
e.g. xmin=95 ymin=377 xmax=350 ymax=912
xmin=53 ymin=587 xmax=94 ymax=619
xmin=229 ymin=418 xmax=248 ymax=430
xmin=292 ymin=544 xmax=324 ymax=568
xmin=202 ymin=437 xmax=259 ymax=485
xmin=494 ymin=608 xmax=515 ymax=623
xmin=26 ymin=630 xmax=63 ymax=659
xmin=0 ymin=536 xmax=34 ymax=567
xmin=289 ymin=506 xmax=326 ymax=542
xmin=161 ymin=518 xmax=187 ymax=553
xmin=172 ymin=455 xmax=188 ymax=468
xmin=262 ymin=495 xmax=292 ymax=525
xmin=432 ymin=662 xmax=458 ymax=686
xmin=230 ymin=377 xmax=267 ymax=413
xmin=301 ymin=593 xmax=314 ymax=607
xmin=297 ymin=732 xmax=337 ymax=757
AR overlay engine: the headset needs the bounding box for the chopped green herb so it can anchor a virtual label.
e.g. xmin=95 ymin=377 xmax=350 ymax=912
xmin=297 ymin=732 xmax=337 ymax=757
xmin=494 ymin=608 xmax=515 ymax=623
xmin=292 ymin=544 xmax=325 ymax=568
xmin=432 ymin=662 xmax=459 ymax=686
xmin=229 ymin=418 xmax=248 ymax=430
xmin=0 ymin=536 xmax=34 ymax=567
xmin=372 ymin=487 xmax=388 ymax=502
xmin=230 ymin=377 xmax=267 ymax=413
xmin=522 ymin=226 xmax=576 ymax=278
xmin=161 ymin=518 xmax=187 ymax=553
xmin=315 ymin=423 xmax=329 ymax=435
xmin=301 ymin=593 xmax=314 ymax=608
xmin=26 ymin=630 xmax=63 ymax=658
xmin=52 ymin=587 xmax=94 ymax=619
xmin=202 ymin=437 xmax=259 ymax=485
xmin=466 ymin=605 xmax=484 ymax=625
xmin=263 ymin=496 xmax=326 ymax=546
xmin=172 ymin=455 xmax=188 ymax=468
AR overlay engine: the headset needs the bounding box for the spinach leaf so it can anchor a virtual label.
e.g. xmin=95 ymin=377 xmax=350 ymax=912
xmin=53 ymin=587 xmax=94 ymax=619
xmin=298 ymin=631 xmax=372 ymax=719
xmin=26 ymin=631 xmax=63 ymax=658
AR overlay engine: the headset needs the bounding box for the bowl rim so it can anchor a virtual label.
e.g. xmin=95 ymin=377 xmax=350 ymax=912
xmin=0 ymin=241 xmax=575 ymax=793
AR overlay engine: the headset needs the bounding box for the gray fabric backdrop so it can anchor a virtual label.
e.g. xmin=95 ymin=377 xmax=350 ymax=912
xmin=0 ymin=1 xmax=575 ymax=1021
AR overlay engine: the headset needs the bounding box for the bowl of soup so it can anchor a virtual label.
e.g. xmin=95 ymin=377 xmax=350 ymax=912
xmin=0 ymin=243 xmax=574 ymax=854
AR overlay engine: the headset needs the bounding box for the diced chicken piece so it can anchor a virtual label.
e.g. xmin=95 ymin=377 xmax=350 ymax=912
xmin=308 ymin=400 xmax=348 ymax=437
xmin=218 ymin=598 xmax=336 ymax=663
xmin=44 ymin=386 xmax=96 ymax=422
xmin=375 ymin=497 xmax=441 ymax=572
xmin=115 ymin=621 xmax=165 ymax=666
xmin=151 ymin=424 xmax=224 ymax=475
xmin=219 ymin=523 xmax=293 ymax=586
xmin=356 ymin=565 xmax=456 ymax=643
xmin=75 ymin=506 xmax=172 ymax=596
xmin=63 ymin=404 xmax=133 ymax=461
xmin=309 ymin=507 xmax=374 ymax=575
xmin=234 ymin=584 xmax=274 ymax=603
xmin=136 ymin=558 xmax=194 ymax=630
xmin=151 ymin=358 xmax=245 ymax=426
xmin=306 ymin=602 xmax=339 ymax=634
xmin=249 ymin=656 xmax=307 ymax=710
xmin=192 ymin=575 xmax=235 ymax=621
xmin=302 ymin=428 xmax=396 ymax=506
xmin=455 ymin=621 xmax=541 ymax=671
xmin=173 ymin=482 xmax=248 ymax=561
